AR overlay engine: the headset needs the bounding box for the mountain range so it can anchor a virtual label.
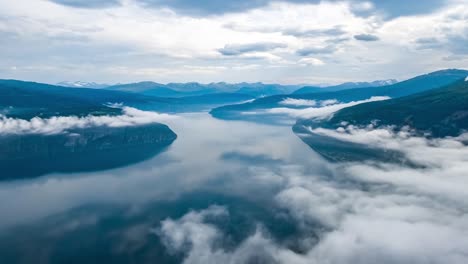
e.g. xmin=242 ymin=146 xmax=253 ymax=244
xmin=57 ymin=81 xmax=110 ymax=89
xmin=105 ymin=81 xmax=301 ymax=97
xmin=210 ymin=69 xmax=468 ymax=119
xmin=56 ymin=80 xmax=398 ymax=98
xmin=298 ymin=78 xmax=468 ymax=137
xmin=0 ymin=79 xmax=255 ymax=119
xmin=292 ymin=79 xmax=398 ymax=94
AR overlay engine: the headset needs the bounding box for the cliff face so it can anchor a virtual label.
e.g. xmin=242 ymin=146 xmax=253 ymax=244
xmin=0 ymin=124 xmax=177 ymax=180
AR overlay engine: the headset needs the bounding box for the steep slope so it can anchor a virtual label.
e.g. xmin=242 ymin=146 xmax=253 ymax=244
xmin=315 ymin=78 xmax=468 ymax=137
xmin=0 ymin=80 xmax=124 ymax=118
xmin=0 ymin=124 xmax=177 ymax=179
xmin=0 ymin=80 xmax=179 ymax=180
xmin=211 ymin=69 xmax=468 ymax=119
xmin=293 ymin=78 xmax=468 ymax=163
xmin=0 ymin=80 xmax=255 ymax=118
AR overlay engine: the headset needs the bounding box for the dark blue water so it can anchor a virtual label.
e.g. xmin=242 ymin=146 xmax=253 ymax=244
xmin=3 ymin=112 xmax=464 ymax=264
xmin=0 ymin=113 xmax=330 ymax=264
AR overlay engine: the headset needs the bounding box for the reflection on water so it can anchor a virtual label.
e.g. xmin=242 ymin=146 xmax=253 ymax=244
xmin=2 ymin=113 xmax=467 ymax=264
xmin=0 ymin=113 xmax=328 ymax=264
xmin=0 ymin=124 xmax=176 ymax=180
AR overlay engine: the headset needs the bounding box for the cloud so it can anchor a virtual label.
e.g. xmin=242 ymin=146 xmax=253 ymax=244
xmin=415 ymin=37 xmax=442 ymax=50
xmin=155 ymin=205 xmax=228 ymax=256
xmin=296 ymin=46 xmax=336 ymax=56
xmin=218 ymin=42 xmax=287 ymax=56
xmin=280 ymin=98 xmax=317 ymax=107
xmin=283 ymin=26 xmax=347 ymax=38
xmin=2 ymin=111 xmax=468 ymax=263
xmin=154 ymin=125 xmax=468 ymax=264
xmin=1 ymin=0 xmax=468 ymax=84
xmin=278 ymin=98 xmax=342 ymax=108
xmin=0 ymin=107 xmax=177 ymax=135
xmin=263 ymin=96 xmax=390 ymax=119
xmin=136 ymin=0 xmax=321 ymax=16
xmin=308 ymin=124 xmax=468 ymax=167
xmin=370 ymin=0 xmax=449 ymax=18
xmin=298 ymin=57 xmax=325 ymax=66
xmin=135 ymin=0 xmax=448 ymax=17
xmin=354 ymin=34 xmax=379 ymax=41
xmin=48 ymin=0 xmax=121 ymax=9
xmin=155 ymin=206 xmax=295 ymax=264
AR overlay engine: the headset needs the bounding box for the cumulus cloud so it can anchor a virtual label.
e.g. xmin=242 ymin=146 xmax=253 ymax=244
xmin=264 ymin=96 xmax=390 ymax=119
xmin=155 ymin=205 xmax=296 ymax=264
xmin=0 ymin=107 xmax=177 ymax=135
xmin=155 ymin=205 xmax=228 ymax=256
xmin=2 ymin=0 xmax=468 ymax=84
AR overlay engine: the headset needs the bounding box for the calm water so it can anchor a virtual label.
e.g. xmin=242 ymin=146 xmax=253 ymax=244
xmin=1 ymin=113 xmax=467 ymax=264
xmin=0 ymin=113 xmax=331 ymax=263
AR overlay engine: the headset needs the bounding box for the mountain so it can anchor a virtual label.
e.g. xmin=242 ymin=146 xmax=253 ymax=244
xmin=292 ymin=77 xmax=468 ymax=163
xmin=211 ymin=69 xmax=468 ymax=119
xmin=0 ymin=124 xmax=177 ymax=180
xmin=0 ymin=79 xmax=255 ymax=118
xmin=0 ymin=79 xmax=169 ymax=118
xmin=293 ymin=79 xmax=398 ymax=94
xmin=0 ymin=79 xmax=180 ymax=179
xmin=106 ymin=81 xmax=300 ymax=97
xmin=300 ymin=77 xmax=468 ymax=137
xmin=57 ymin=81 xmax=110 ymax=89
xmin=235 ymin=83 xmax=297 ymax=97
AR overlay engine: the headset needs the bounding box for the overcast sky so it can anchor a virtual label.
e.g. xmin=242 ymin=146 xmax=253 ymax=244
xmin=0 ymin=0 xmax=467 ymax=84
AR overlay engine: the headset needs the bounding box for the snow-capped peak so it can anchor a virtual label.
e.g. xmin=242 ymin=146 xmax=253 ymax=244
xmin=370 ymin=79 xmax=398 ymax=86
xmin=57 ymin=81 xmax=109 ymax=89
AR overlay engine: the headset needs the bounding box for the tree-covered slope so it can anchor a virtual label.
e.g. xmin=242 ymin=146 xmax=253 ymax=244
xmin=0 ymin=80 xmax=180 ymax=180
xmin=211 ymin=69 xmax=468 ymax=118
xmin=0 ymin=80 xmax=254 ymax=118
xmin=0 ymin=79 xmax=168 ymax=118
xmin=322 ymin=78 xmax=468 ymax=137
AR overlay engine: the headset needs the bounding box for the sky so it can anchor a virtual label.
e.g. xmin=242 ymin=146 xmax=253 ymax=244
xmin=0 ymin=0 xmax=467 ymax=84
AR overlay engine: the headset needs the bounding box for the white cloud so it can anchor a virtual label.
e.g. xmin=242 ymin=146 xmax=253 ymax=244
xmin=280 ymin=98 xmax=317 ymax=107
xmin=298 ymin=57 xmax=325 ymax=66
xmin=2 ymin=113 xmax=468 ymax=263
xmin=0 ymin=107 xmax=178 ymax=135
xmin=151 ymin=117 xmax=468 ymax=264
xmin=265 ymin=96 xmax=389 ymax=119
xmin=1 ymin=0 xmax=467 ymax=83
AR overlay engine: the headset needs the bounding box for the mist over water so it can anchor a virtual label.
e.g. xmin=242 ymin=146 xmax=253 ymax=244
xmin=0 ymin=113 xmax=467 ymax=264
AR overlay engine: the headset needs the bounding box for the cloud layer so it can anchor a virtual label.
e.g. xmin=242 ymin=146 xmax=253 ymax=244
xmin=1 ymin=0 xmax=467 ymax=84
xmin=154 ymin=124 xmax=468 ymax=264
xmin=1 ymin=113 xmax=467 ymax=263
xmin=0 ymin=107 xmax=177 ymax=135
xmin=263 ymin=96 xmax=389 ymax=119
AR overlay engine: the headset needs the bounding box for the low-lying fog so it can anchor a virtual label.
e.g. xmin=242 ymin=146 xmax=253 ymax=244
xmin=0 ymin=113 xmax=467 ymax=264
